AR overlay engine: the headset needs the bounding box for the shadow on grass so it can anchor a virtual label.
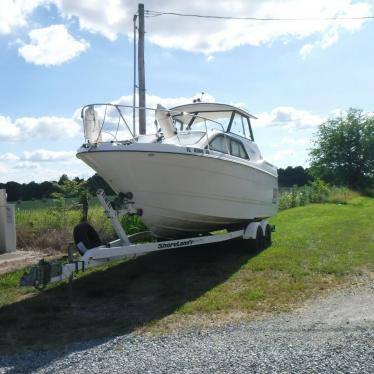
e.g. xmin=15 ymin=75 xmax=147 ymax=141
xmin=0 ymin=240 xmax=257 ymax=358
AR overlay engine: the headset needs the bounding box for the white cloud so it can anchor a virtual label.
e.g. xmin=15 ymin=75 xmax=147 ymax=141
xmin=0 ymin=164 xmax=7 ymax=174
xmin=12 ymin=161 xmax=40 ymax=170
xmin=0 ymin=116 xmax=20 ymax=141
xmin=1 ymin=1 xmax=371 ymax=56
xmin=0 ymin=149 xmax=85 ymax=182
xmin=255 ymin=106 xmax=324 ymax=130
xmin=230 ymin=101 xmax=246 ymax=109
xmin=268 ymin=149 xmax=295 ymax=162
xmin=280 ymin=137 xmax=310 ymax=146
xmin=299 ymin=43 xmax=314 ymax=59
xmin=53 ymin=0 xmax=371 ymax=54
xmin=22 ymin=149 xmax=76 ymax=162
xmin=267 ymin=147 xmax=311 ymax=168
xmin=0 ymin=153 xmax=20 ymax=162
xmin=299 ymin=1 xmax=370 ymax=58
xmin=18 ymin=24 xmax=89 ymax=66
xmin=300 ymin=26 xmax=341 ymax=58
xmin=52 ymin=0 xmax=128 ymax=41
xmin=0 ymin=115 xmax=80 ymax=142
xmin=0 ymin=0 xmax=45 ymax=34
xmin=0 ymin=150 xmax=75 ymax=163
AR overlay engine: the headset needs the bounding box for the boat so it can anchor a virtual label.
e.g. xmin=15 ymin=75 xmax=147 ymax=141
xmin=77 ymin=102 xmax=278 ymax=239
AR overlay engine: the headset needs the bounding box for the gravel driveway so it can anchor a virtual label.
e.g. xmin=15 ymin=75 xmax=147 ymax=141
xmin=1 ymin=281 xmax=373 ymax=374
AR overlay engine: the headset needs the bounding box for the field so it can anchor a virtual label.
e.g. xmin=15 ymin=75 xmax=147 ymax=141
xmin=15 ymin=197 xmax=145 ymax=252
xmin=13 ymin=184 xmax=360 ymax=253
xmin=0 ymin=196 xmax=373 ymax=353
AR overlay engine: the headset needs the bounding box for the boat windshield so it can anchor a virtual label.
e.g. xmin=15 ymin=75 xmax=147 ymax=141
xmin=172 ymin=111 xmax=232 ymax=133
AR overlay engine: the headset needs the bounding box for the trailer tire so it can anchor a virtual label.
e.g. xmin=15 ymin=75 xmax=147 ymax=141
xmin=73 ymin=222 xmax=102 ymax=254
xmin=264 ymin=224 xmax=272 ymax=248
xmin=248 ymin=226 xmax=264 ymax=252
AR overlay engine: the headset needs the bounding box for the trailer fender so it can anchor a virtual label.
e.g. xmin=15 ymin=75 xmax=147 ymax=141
xmin=259 ymin=220 xmax=269 ymax=237
xmin=243 ymin=222 xmax=261 ymax=240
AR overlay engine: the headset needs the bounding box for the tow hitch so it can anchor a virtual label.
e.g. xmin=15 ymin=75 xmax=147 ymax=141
xmin=20 ymin=260 xmax=64 ymax=289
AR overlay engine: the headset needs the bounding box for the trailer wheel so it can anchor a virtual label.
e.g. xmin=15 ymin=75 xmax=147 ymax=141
xmin=264 ymin=224 xmax=272 ymax=248
xmin=73 ymin=222 xmax=102 ymax=255
xmin=248 ymin=226 xmax=264 ymax=252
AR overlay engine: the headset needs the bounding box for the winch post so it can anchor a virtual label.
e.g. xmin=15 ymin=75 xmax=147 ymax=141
xmin=96 ymin=189 xmax=131 ymax=246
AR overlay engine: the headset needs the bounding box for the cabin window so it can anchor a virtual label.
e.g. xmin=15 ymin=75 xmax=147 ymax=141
xmin=228 ymin=112 xmax=254 ymax=141
xmin=209 ymin=135 xmax=248 ymax=159
xmin=209 ymin=135 xmax=229 ymax=154
xmin=173 ymin=111 xmax=233 ymax=132
xmin=230 ymin=113 xmax=246 ymax=137
xmin=243 ymin=116 xmax=254 ymax=141
xmin=241 ymin=116 xmax=249 ymax=138
xmin=229 ymin=138 xmax=248 ymax=159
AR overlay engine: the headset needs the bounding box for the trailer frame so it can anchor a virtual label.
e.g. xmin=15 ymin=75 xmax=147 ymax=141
xmin=20 ymin=190 xmax=273 ymax=288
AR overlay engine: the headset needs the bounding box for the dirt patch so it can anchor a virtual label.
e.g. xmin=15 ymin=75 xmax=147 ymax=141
xmin=0 ymin=250 xmax=60 ymax=275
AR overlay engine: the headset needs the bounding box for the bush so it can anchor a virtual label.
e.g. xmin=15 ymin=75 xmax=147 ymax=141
xmin=309 ymin=179 xmax=330 ymax=203
xmin=279 ymin=180 xmax=357 ymax=211
xmin=327 ymin=187 xmax=359 ymax=204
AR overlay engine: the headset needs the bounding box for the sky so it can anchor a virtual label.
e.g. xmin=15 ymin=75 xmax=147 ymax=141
xmin=0 ymin=0 xmax=373 ymax=183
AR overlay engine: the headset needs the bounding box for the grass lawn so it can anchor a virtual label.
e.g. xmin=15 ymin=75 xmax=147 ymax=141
xmin=0 ymin=197 xmax=373 ymax=354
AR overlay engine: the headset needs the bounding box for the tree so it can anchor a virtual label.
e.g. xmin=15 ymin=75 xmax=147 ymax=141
xmin=87 ymin=173 xmax=115 ymax=195
xmin=309 ymin=108 xmax=374 ymax=189
xmin=52 ymin=178 xmax=90 ymax=222
xmin=4 ymin=182 xmax=21 ymax=201
xmin=278 ymin=166 xmax=313 ymax=187
xmin=39 ymin=181 xmax=59 ymax=198
xmin=21 ymin=181 xmax=41 ymax=200
xmin=58 ymin=174 xmax=70 ymax=185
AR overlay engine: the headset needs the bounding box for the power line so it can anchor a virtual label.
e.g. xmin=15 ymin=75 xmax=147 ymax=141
xmin=145 ymin=10 xmax=374 ymax=21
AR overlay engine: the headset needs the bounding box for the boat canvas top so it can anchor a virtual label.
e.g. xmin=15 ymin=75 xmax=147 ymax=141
xmin=170 ymin=102 xmax=257 ymax=119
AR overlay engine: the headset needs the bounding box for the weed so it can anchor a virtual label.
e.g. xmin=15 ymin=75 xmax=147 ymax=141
xmin=16 ymin=199 xmax=145 ymax=252
xmin=279 ymin=181 xmax=357 ymax=210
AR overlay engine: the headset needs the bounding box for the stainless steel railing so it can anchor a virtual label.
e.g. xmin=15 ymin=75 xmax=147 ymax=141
xmin=80 ymin=103 xmax=230 ymax=151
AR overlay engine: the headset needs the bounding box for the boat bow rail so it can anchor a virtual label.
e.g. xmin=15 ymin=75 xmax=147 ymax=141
xmin=80 ymin=103 xmax=239 ymax=149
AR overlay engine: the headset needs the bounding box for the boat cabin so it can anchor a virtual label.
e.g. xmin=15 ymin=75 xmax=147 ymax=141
xmin=168 ymin=103 xmax=261 ymax=162
xmin=81 ymin=102 xmax=262 ymax=162
xmin=170 ymin=103 xmax=256 ymax=141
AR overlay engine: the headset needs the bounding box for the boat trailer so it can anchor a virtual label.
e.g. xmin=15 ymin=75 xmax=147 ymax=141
xmin=20 ymin=190 xmax=273 ymax=289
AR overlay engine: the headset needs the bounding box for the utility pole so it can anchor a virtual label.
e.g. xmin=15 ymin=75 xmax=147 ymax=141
xmin=133 ymin=13 xmax=137 ymax=136
xmin=138 ymin=3 xmax=146 ymax=135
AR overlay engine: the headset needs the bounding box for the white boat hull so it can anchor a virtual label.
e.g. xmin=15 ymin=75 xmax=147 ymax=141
xmin=78 ymin=145 xmax=278 ymax=238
